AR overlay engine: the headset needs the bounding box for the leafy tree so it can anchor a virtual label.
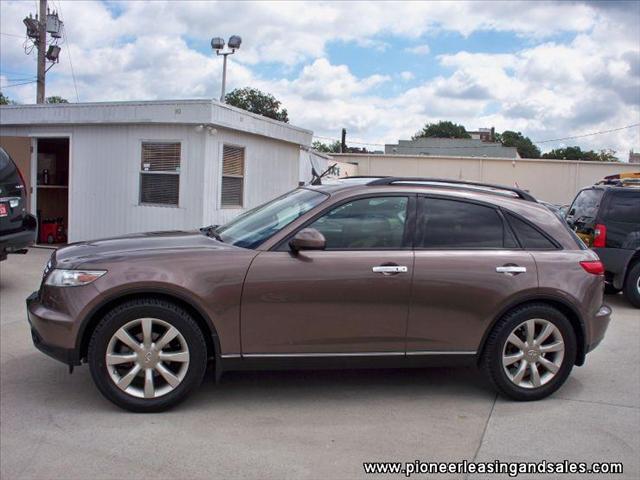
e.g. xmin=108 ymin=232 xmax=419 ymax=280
xmin=0 ymin=92 xmax=14 ymax=105
xmin=542 ymin=146 xmax=618 ymax=162
xmin=312 ymin=140 xmax=341 ymax=153
xmin=495 ymin=130 xmax=541 ymax=159
xmin=312 ymin=140 xmax=373 ymax=154
xmin=224 ymin=87 xmax=289 ymax=123
xmin=413 ymin=121 xmax=471 ymax=139
xmin=46 ymin=96 xmax=69 ymax=104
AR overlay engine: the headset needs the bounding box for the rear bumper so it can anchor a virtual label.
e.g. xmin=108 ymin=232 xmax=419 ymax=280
xmin=0 ymin=225 xmax=36 ymax=256
xmin=594 ymin=247 xmax=634 ymax=289
xmin=585 ymin=304 xmax=612 ymax=354
xmin=26 ymin=291 xmax=81 ymax=366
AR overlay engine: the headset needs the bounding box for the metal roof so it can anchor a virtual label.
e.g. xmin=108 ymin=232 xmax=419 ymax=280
xmin=0 ymin=99 xmax=313 ymax=146
xmin=385 ymin=137 xmax=520 ymax=159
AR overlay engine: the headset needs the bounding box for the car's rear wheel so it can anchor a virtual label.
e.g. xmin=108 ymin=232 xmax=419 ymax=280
xmin=481 ymin=304 xmax=576 ymax=401
xmin=623 ymin=262 xmax=640 ymax=308
xmin=88 ymin=298 xmax=207 ymax=412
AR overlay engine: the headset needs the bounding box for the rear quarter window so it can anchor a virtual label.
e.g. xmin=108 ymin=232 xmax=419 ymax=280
xmin=505 ymin=213 xmax=557 ymax=249
xmin=603 ymin=192 xmax=640 ymax=224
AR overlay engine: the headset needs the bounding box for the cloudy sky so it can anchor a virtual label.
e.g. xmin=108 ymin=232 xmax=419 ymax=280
xmin=1 ymin=0 xmax=639 ymax=157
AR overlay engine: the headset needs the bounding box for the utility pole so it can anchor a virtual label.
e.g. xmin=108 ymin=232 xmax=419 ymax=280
xmin=23 ymin=0 xmax=63 ymax=104
xmin=341 ymin=128 xmax=347 ymax=153
xmin=36 ymin=0 xmax=47 ymax=104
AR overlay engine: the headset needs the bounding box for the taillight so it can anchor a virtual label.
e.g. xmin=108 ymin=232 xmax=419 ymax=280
xmin=580 ymin=260 xmax=604 ymax=275
xmin=593 ymin=223 xmax=606 ymax=248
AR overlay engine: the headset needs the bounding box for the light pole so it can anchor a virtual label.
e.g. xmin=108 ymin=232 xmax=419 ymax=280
xmin=211 ymin=35 xmax=242 ymax=102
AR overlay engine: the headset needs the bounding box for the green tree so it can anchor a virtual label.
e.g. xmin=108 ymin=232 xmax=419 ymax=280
xmin=45 ymin=96 xmax=69 ymax=104
xmin=312 ymin=140 xmax=341 ymax=153
xmin=224 ymin=87 xmax=289 ymax=123
xmin=496 ymin=130 xmax=541 ymax=159
xmin=413 ymin=121 xmax=471 ymax=139
xmin=542 ymin=146 xmax=618 ymax=162
xmin=0 ymin=92 xmax=11 ymax=105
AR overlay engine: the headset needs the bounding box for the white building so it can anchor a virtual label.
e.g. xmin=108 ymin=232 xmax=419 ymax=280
xmin=0 ymin=99 xmax=318 ymax=243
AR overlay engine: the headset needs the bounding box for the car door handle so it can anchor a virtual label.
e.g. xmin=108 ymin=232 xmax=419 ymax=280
xmin=372 ymin=265 xmax=408 ymax=274
xmin=496 ymin=266 xmax=527 ymax=274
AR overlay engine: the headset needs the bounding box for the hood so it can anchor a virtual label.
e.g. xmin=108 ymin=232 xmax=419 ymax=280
xmin=54 ymin=230 xmax=242 ymax=268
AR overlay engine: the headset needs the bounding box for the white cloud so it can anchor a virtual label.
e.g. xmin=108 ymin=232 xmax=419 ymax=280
xmin=1 ymin=0 xmax=638 ymax=156
xmin=405 ymin=44 xmax=430 ymax=55
xmin=399 ymin=71 xmax=415 ymax=81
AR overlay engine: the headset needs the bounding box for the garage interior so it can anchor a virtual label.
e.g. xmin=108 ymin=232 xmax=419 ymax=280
xmin=36 ymin=138 xmax=69 ymax=244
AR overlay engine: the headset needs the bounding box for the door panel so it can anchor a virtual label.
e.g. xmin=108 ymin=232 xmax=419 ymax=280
xmin=407 ymin=250 xmax=538 ymax=352
xmin=241 ymin=250 xmax=413 ymax=354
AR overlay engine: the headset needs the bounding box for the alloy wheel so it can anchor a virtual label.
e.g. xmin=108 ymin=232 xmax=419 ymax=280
xmin=502 ymin=318 xmax=565 ymax=389
xmin=105 ymin=318 xmax=190 ymax=399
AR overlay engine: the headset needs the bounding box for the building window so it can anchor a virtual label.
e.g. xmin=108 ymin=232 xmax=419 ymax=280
xmin=140 ymin=142 xmax=181 ymax=206
xmin=221 ymin=145 xmax=245 ymax=208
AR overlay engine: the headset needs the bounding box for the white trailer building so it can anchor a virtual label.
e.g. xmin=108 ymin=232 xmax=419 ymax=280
xmin=0 ymin=99 xmax=317 ymax=243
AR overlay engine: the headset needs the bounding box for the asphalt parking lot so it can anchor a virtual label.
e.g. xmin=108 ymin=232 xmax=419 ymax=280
xmin=1 ymin=248 xmax=639 ymax=480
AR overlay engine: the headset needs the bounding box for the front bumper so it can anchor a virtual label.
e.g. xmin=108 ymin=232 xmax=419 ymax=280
xmin=26 ymin=291 xmax=81 ymax=366
xmin=586 ymin=303 xmax=612 ymax=354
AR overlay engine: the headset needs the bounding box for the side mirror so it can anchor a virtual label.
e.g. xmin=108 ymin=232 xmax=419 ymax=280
xmin=289 ymin=228 xmax=326 ymax=252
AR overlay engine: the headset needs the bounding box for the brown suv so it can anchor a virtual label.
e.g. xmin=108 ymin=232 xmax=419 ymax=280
xmin=27 ymin=177 xmax=611 ymax=412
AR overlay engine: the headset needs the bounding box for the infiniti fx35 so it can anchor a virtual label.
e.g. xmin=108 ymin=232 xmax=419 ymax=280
xmin=27 ymin=177 xmax=611 ymax=411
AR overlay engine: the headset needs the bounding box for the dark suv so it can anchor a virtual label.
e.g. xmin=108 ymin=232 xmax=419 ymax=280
xmin=27 ymin=177 xmax=611 ymax=412
xmin=0 ymin=147 xmax=37 ymax=261
xmin=566 ymin=182 xmax=640 ymax=307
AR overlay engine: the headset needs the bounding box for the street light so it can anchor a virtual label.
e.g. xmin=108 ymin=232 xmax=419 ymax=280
xmin=211 ymin=35 xmax=242 ymax=102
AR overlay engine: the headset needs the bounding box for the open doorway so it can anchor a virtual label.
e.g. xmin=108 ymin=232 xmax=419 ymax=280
xmin=35 ymin=138 xmax=69 ymax=245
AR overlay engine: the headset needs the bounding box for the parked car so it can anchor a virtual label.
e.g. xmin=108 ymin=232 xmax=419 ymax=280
xmin=565 ymin=180 xmax=640 ymax=307
xmin=0 ymin=147 xmax=37 ymax=261
xmin=27 ymin=177 xmax=611 ymax=412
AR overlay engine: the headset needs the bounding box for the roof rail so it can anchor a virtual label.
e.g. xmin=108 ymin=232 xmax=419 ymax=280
xmin=366 ymin=177 xmax=537 ymax=202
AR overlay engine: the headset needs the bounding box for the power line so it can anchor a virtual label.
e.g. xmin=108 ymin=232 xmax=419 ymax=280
xmin=534 ymin=123 xmax=640 ymax=144
xmin=313 ymin=123 xmax=640 ymax=149
xmin=0 ymin=32 xmax=25 ymax=38
xmin=0 ymin=79 xmax=38 ymax=88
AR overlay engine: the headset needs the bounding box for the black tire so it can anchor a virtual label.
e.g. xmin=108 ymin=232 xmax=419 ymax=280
xmin=623 ymin=262 xmax=640 ymax=308
xmin=604 ymin=283 xmax=621 ymax=295
xmin=88 ymin=298 xmax=208 ymax=412
xmin=481 ymin=303 xmax=577 ymax=401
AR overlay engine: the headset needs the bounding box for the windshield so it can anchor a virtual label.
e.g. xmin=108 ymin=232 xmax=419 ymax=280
xmin=216 ymin=188 xmax=328 ymax=249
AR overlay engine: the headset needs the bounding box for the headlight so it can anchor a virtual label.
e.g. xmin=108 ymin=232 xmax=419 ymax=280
xmin=45 ymin=269 xmax=107 ymax=287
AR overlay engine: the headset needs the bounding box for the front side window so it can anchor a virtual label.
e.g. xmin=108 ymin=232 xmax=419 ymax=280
xmin=417 ymin=197 xmax=506 ymax=248
xmin=140 ymin=142 xmax=180 ymax=206
xmin=309 ymin=196 xmax=409 ymax=249
xmin=217 ymin=188 xmax=327 ymax=249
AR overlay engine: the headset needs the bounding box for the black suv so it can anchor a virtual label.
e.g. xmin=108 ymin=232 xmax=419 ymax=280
xmin=566 ymin=181 xmax=640 ymax=307
xmin=0 ymin=147 xmax=37 ymax=261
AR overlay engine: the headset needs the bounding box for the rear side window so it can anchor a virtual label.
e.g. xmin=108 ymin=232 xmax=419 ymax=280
xmin=567 ymin=188 xmax=603 ymax=222
xmin=0 ymin=149 xmax=21 ymax=186
xmin=417 ymin=198 xmax=509 ymax=248
xmin=506 ymin=213 xmax=557 ymax=249
xmin=603 ymin=192 xmax=640 ymax=223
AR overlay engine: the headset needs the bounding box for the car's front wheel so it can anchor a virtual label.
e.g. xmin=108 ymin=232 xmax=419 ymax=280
xmin=88 ymin=298 xmax=207 ymax=412
xmin=481 ymin=304 xmax=576 ymax=401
